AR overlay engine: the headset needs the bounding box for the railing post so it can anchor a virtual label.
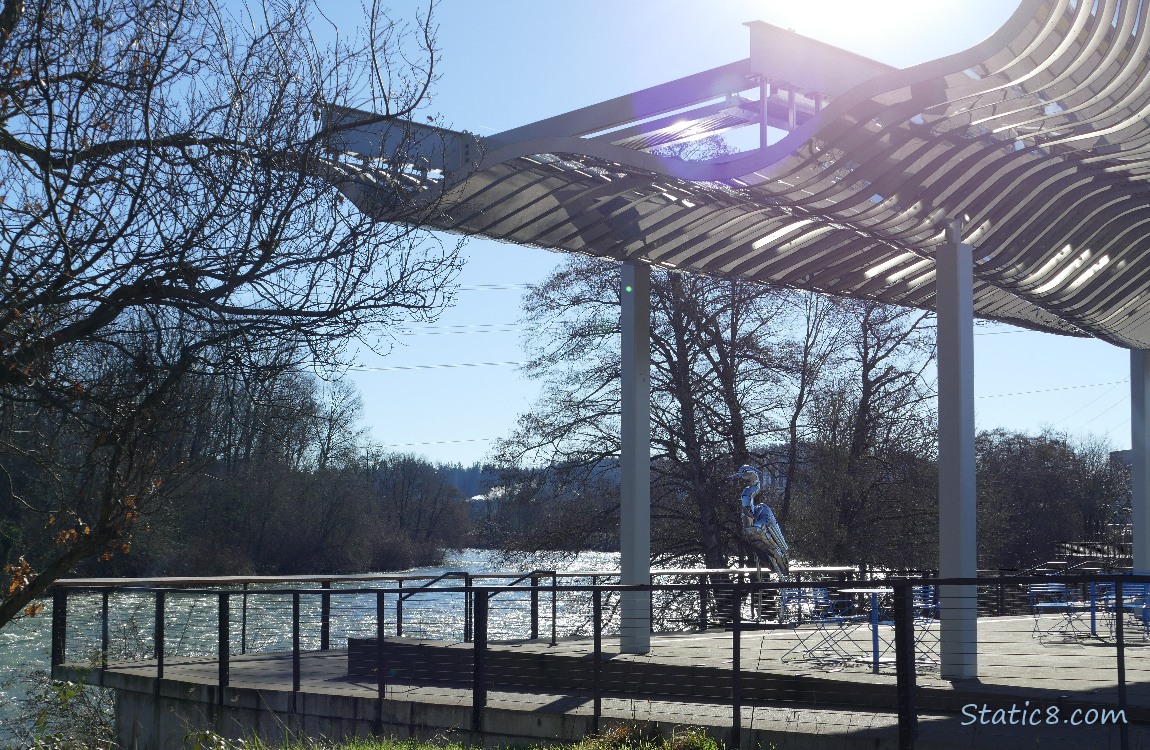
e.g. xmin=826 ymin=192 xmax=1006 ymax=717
xmin=396 ymin=580 xmax=403 ymax=638
xmin=893 ymin=584 xmax=918 ymax=750
xmin=292 ymin=592 xmax=301 ymax=694
xmin=241 ymin=582 xmax=248 ymax=655
xmin=218 ymin=592 xmax=229 ymax=706
xmin=731 ymin=584 xmax=742 ymax=750
xmin=1116 ymin=580 xmax=1129 ymax=750
xmin=320 ymin=581 xmax=331 ymax=651
xmin=698 ymin=575 xmax=708 ymax=631
xmin=530 ymin=574 xmax=539 ymax=640
xmin=50 ymin=589 xmax=67 ymax=674
xmin=100 ymin=590 xmax=110 ymax=669
xmin=464 ymin=574 xmax=473 ymax=643
xmin=472 ymin=590 xmax=488 ymax=734
xmin=869 ymin=591 xmax=881 ymax=674
xmin=155 ymin=591 xmax=165 ymax=686
xmin=1090 ymin=581 xmax=1098 ymax=637
xmin=551 ymin=572 xmax=558 ymax=646
xmin=593 ymin=587 xmax=602 ymax=733
xmin=376 ymin=591 xmax=386 ymax=701
xmin=649 ymin=572 xmax=655 ymax=629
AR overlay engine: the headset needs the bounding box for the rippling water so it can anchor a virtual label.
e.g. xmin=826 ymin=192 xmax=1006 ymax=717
xmin=0 ymin=549 xmax=620 ymax=740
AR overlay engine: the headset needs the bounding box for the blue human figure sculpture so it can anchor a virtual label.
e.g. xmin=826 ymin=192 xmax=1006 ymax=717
xmin=730 ymin=465 xmax=789 ymax=577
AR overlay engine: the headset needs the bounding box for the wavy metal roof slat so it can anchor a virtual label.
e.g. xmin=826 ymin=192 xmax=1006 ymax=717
xmin=331 ymin=0 xmax=1150 ymax=348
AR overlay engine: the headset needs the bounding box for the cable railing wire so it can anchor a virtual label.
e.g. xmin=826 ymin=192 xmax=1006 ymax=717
xmin=47 ymin=570 xmax=1150 ymax=750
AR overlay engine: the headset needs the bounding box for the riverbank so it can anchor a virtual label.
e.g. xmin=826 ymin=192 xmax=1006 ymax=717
xmin=187 ymin=724 xmax=721 ymax=750
xmin=0 ymin=549 xmax=619 ymax=746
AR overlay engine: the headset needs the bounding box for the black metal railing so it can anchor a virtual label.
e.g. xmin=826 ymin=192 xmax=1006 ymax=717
xmin=47 ymin=570 xmax=1150 ymax=750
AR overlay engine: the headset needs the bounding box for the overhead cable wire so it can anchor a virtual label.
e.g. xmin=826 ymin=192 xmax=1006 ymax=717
xmin=1051 ymin=383 xmax=1124 ymax=427
xmin=380 ymin=437 xmax=494 ymax=448
xmin=972 ymin=329 xmax=1035 ymax=336
xmin=345 ymin=365 xmax=1122 ymax=393
xmin=1074 ymin=393 xmax=1130 ymax=431
xmin=921 ymin=325 xmax=1033 ymax=335
xmin=977 ymin=380 xmax=1126 ymax=399
xmin=345 ymin=361 xmax=523 ymax=372
xmin=396 ymin=321 xmax=1025 ymax=336
xmin=395 ymin=323 xmax=522 ymax=336
xmin=456 ymin=283 xmax=532 ymax=291
xmin=396 ymin=328 xmax=520 ymax=336
xmin=400 ymin=323 xmax=520 ymax=329
xmin=1104 ymin=417 xmax=1131 ymax=436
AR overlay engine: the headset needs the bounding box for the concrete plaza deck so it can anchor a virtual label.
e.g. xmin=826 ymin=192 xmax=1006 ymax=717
xmin=66 ymin=615 xmax=1150 ymax=749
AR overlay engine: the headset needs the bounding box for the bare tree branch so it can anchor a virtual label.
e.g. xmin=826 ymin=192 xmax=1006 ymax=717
xmin=0 ymin=0 xmax=459 ymax=628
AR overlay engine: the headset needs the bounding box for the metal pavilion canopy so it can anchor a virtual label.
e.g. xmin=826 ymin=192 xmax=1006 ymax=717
xmin=323 ymin=0 xmax=1150 ymax=679
xmin=330 ymin=0 xmax=1150 ymax=350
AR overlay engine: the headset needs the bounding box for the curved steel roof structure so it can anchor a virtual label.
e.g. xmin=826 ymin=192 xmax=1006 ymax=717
xmin=327 ymin=0 xmax=1150 ymax=349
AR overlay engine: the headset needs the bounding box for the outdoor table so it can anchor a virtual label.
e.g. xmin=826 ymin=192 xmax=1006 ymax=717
xmin=841 ymin=587 xmax=894 ymax=673
xmin=1030 ymin=583 xmax=1099 ymax=640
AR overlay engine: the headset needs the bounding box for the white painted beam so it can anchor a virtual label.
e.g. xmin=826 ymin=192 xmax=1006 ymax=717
xmin=937 ymin=219 xmax=978 ymax=679
xmin=620 ymin=261 xmax=652 ymax=653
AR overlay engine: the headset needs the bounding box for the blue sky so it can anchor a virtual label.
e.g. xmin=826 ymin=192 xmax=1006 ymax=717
xmin=334 ymin=1 xmax=1132 ymax=465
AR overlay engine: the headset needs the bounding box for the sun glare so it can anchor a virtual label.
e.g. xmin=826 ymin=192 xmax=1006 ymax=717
xmin=763 ymin=0 xmax=995 ymax=65
xmin=771 ymin=0 xmax=935 ymax=36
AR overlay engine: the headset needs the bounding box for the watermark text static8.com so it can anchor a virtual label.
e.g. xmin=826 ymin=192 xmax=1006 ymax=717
xmin=961 ymin=702 xmax=1126 ymax=727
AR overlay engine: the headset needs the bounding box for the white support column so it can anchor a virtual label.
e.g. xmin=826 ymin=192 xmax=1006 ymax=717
xmin=620 ymin=261 xmax=651 ymax=653
xmin=937 ymin=219 xmax=977 ymax=679
xmin=1132 ymin=350 xmax=1150 ymax=572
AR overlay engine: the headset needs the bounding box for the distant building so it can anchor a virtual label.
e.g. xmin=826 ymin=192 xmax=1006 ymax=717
xmin=468 ymin=492 xmax=501 ymax=525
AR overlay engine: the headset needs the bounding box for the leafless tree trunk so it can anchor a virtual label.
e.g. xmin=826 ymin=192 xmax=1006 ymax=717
xmin=493 ymin=258 xmax=793 ymax=571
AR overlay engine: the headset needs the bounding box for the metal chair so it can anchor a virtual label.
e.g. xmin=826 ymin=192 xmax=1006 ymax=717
xmin=780 ymin=588 xmax=863 ymax=665
xmin=1029 ymin=582 xmax=1090 ymax=639
xmin=911 ymin=585 xmax=940 ymax=665
xmin=778 ymin=587 xmax=810 ymax=624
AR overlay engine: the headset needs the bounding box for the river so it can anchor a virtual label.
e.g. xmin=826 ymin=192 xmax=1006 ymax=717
xmin=0 ymin=548 xmax=620 ymax=743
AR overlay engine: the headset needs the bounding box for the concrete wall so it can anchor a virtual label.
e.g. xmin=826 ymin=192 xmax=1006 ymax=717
xmin=103 ymin=671 xmax=608 ymax=750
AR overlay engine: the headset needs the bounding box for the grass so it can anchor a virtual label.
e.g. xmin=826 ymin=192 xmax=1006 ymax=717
xmin=183 ymin=725 xmax=727 ymax=750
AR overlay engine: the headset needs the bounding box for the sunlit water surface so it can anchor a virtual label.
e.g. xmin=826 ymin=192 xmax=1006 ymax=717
xmin=0 ymin=549 xmax=620 ymax=740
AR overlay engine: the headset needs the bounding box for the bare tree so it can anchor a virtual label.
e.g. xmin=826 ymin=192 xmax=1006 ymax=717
xmin=788 ymin=300 xmax=938 ymax=566
xmin=492 ymin=257 xmax=794 ymax=571
xmin=0 ymin=0 xmax=460 ymax=627
xmin=493 ymin=258 xmax=942 ymax=572
xmin=775 ymin=291 xmax=842 ymax=524
xmin=977 ymin=429 xmax=1129 ymax=570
